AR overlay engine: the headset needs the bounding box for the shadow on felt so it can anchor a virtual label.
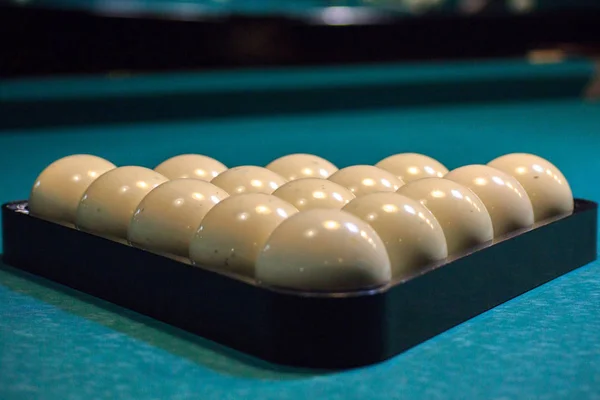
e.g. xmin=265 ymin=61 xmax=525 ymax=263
xmin=0 ymin=257 xmax=334 ymax=380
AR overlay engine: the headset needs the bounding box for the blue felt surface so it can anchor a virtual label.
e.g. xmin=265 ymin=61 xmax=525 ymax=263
xmin=1 ymin=99 xmax=600 ymax=399
xmin=2 ymin=59 xmax=591 ymax=101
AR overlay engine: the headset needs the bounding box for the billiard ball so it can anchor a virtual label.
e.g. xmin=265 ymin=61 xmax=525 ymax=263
xmin=375 ymin=153 xmax=448 ymax=183
xmin=76 ymin=166 xmax=168 ymax=241
xmin=488 ymin=153 xmax=573 ymax=222
xmin=397 ymin=178 xmax=493 ymax=257
xmin=272 ymin=178 xmax=355 ymax=211
xmin=255 ymin=209 xmax=391 ymax=291
xmin=211 ymin=166 xmax=287 ymax=195
xmin=28 ymin=154 xmax=116 ymax=226
xmin=445 ymin=164 xmax=534 ymax=238
xmin=266 ymin=153 xmax=338 ymax=180
xmin=343 ymin=192 xmax=447 ymax=278
xmin=128 ymin=179 xmax=229 ymax=260
xmin=328 ymin=165 xmax=405 ymax=197
xmin=189 ymin=193 xmax=298 ymax=278
xmin=154 ymin=154 xmax=227 ymax=181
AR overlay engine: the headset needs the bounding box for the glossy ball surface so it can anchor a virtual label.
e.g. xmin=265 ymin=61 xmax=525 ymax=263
xmin=128 ymin=179 xmax=229 ymax=259
xmin=488 ymin=153 xmax=573 ymax=222
xmin=328 ymin=165 xmax=405 ymax=197
xmin=266 ymin=153 xmax=338 ymax=180
xmin=29 ymin=154 xmax=116 ymax=226
xmin=376 ymin=153 xmax=448 ymax=182
xmin=397 ymin=178 xmax=493 ymax=257
xmin=273 ymin=178 xmax=355 ymax=211
xmin=189 ymin=193 xmax=298 ymax=278
xmin=211 ymin=166 xmax=287 ymax=195
xmin=154 ymin=154 xmax=227 ymax=181
xmin=76 ymin=166 xmax=168 ymax=241
xmin=256 ymin=209 xmax=391 ymax=291
xmin=343 ymin=192 xmax=447 ymax=278
xmin=445 ymin=164 xmax=534 ymax=237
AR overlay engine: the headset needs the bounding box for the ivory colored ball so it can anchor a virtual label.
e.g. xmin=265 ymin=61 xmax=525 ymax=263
xmin=376 ymin=153 xmax=448 ymax=182
xmin=211 ymin=166 xmax=287 ymax=195
xmin=256 ymin=209 xmax=391 ymax=291
xmin=128 ymin=179 xmax=229 ymax=259
xmin=189 ymin=193 xmax=298 ymax=278
xmin=154 ymin=154 xmax=227 ymax=181
xmin=272 ymin=178 xmax=355 ymax=211
xmin=28 ymin=154 xmax=116 ymax=225
xmin=76 ymin=166 xmax=168 ymax=241
xmin=488 ymin=153 xmax=573 ymax=222
xmin=266 ymin=153 xmax=338 ymax=180
xmin=343 ymin=192 xmax=447 ymax=278
xmin=445 ymin=164 xmax=534 ymax=238
xmin=397 ymin=178 xmax=493 ymax=257
xmin=328 ymin=165 xmax=405 ymax=197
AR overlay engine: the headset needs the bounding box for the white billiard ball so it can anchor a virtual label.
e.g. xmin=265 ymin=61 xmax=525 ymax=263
xmin=445 ymin=164 xmax=534 ymax=238
xmin=397 ymin=178 xmax=493 ymax=257
xmin=255 ymin=209 xmax=391 ymax=291
xmin=154 ymin=154 xmax=227 ymax=181
xmin=343 ymin=192 xmax=447 ymax=279
xmin=76 ymin=166 xmax=168 ymax=241
xmin=128 ymin=179 xmax=229 ymax=260
xmin=328 ymin=165 xmax=405 ymax=197
xmin=488 ymin=153 xmax=573 ymax=222
xmin=29 ymin=154 xmax=116 ymax=226
xmin=189 ymin=193 xmax=298 ymax=278
xmin=375 ymin=153 xmax=448 ymax=183
xmin=266 ymin=153 xmax=338 ymax=180
xmin=211 ymin=166 xmax=287 ymax=195
xmin=272 ymin=178 xmax=355 ymax=211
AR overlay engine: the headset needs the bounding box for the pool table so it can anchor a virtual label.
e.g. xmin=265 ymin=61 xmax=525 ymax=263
xmin=1 ymin=58 xmax=600 ymax=399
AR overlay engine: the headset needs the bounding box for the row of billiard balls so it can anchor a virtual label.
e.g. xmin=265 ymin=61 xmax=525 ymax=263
xmin=28 ymin=152 xmax=573 ymax=291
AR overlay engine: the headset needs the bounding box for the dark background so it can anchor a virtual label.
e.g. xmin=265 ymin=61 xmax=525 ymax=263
xmin=2 ymin=0 xmax=600 ymax=78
